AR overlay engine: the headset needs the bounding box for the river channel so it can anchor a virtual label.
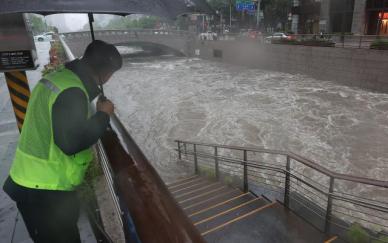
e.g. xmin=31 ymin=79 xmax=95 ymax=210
xmin=105 ymin=56 xmax=388 ymax=184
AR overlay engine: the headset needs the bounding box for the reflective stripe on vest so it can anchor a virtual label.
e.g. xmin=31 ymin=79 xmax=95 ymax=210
xmin=10 ymin=67 xmax=93 ymax=191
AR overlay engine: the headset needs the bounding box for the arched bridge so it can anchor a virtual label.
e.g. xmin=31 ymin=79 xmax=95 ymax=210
xmin=61 ymin=29 xmax=195 ymax=57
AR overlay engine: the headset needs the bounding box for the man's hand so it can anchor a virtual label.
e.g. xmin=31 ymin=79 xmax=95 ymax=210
xmin=97 ymin=98 xmax=114 ymax=116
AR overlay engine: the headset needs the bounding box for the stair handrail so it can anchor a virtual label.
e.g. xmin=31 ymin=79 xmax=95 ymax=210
xmin=175 ymin=140 xmax=388 ymax=188
xmin=175 ymin=139 xmax=388 ymax=239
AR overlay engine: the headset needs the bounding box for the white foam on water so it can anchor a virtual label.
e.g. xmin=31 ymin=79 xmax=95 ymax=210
xmin=106 ymin=57 xmax=388 ymax=203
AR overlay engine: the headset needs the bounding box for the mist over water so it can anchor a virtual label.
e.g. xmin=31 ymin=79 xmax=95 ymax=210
xmin=105 ymin=56 xmax=388 ymax=182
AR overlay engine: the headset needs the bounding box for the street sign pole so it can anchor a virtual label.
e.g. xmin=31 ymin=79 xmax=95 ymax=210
xmin=1 ymin=13 xmax=37 ymax=132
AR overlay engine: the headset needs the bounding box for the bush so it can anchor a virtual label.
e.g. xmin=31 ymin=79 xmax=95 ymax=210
xmin=271 ymin=38 xmax=299 ymax=45
xmin=299 ymin=39 xmax=335 ymax=47
xmin=346 ymin=224 xmax=370 ymax=243
xmin=370 ymin=39 xmax=388 ymax=50
xmin=372 ymin=235 xmax=388 ymax=243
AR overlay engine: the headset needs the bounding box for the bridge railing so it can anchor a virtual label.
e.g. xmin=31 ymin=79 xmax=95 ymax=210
xmin=61 ymin=29 xmax=192 ymax=39
xmin=175 ymin=140 xmax=388 ymax=242
xmin=215 ymin=33 xmax=388 ymax=49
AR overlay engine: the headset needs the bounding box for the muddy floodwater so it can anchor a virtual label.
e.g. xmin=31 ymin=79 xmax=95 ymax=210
xmin=106 ymin=56 xmax=388 ymax=182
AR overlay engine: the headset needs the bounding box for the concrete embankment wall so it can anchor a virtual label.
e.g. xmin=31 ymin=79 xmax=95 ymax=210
xmin=194 ymin=41 xmax=388 ymax=93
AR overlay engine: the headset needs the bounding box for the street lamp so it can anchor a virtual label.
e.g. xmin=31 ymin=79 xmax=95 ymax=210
xmin=216 ymin=10 xmax=223 ymax=35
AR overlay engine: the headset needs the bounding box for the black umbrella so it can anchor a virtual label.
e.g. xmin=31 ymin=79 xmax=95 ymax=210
xmin=0 ymin=0 xmax=211 ymax=19
xmin=0 ymin=0 xmax=212 ymax=96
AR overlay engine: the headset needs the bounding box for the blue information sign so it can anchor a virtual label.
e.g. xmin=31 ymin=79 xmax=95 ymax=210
xmin=236 ymin=1 xmax=256 ymax=12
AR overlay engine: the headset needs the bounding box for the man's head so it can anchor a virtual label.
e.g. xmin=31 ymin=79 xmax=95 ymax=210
xmin=82 ymin=40 xmax=122 ymax=85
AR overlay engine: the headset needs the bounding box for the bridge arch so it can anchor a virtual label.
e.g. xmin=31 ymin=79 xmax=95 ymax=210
xmin=62 ymin=29 xmax=194 ymax=57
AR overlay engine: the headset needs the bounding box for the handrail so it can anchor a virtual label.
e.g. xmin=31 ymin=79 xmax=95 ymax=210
xmin=175 ymin=140 xmax=388 ymax=188
xmin=61 ymin=29 xmax=192 ymax=37
xmin=100 ymin=116 xmax=205 ymax=243
xmin=175 ymin=139 xmax=388 ymax=238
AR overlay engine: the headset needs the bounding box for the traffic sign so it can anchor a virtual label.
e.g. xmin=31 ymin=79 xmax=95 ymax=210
xmin=236 ymin=1 xmax=257 ymax=12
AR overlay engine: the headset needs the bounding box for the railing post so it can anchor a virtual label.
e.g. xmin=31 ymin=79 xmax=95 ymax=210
xmin=243 ymin=150 xmax=248 ymax=193
xmin=325 ymin=176 xmax=335 ymax=233
xmin=184 ymin=143 xmax=187 ymax=156
xmin=359 ymin=35 xmax=362 ymax=49
xmin=177 ymin=141 xmax=181 ymax=160
xmin=193 ymin=144 xmax=198 ymax=174
xmin=214 ymin=146 xmax=219 ymax=180
xmin=284 ymin=155 xmax=291 ymax=208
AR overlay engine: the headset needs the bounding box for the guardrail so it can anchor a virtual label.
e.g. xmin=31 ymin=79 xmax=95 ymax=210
xmin=214 ymin=33 xmax=388 ymax=49
xmin=61 ymin=29 xmax=192 ymax=39
xmin=175 ymin=140 xmax=388 ymax=242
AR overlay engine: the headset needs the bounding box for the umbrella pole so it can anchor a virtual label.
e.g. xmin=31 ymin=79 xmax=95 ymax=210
xmin=88 ymin=13 xmax=95 ymax=41
xmin=88 ymin=13 xmax=105 ymax=98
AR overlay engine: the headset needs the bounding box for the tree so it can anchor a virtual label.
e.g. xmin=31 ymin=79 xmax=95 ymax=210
xmin=99 ymin=16 xmax=160 ymax=30
xmin=207 ymin=0 xmax=237 ymax=25
xmin=27 ymin=14 xmax=48 ymax=34
xmin=261 ymin=0 xmax=291 ymax=31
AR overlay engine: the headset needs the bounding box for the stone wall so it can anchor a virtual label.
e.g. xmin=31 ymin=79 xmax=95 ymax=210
xmin=194 ymin=41 xmax=388 ymax=93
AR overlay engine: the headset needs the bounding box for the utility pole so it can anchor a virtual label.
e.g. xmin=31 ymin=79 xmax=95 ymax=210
xmin=256 ymin=0 xmax=261 ymax=29
xmin=220 ymin=11 xmax=223 ymax=34
xmin=229 ymin=0 xmax=232 ymax=29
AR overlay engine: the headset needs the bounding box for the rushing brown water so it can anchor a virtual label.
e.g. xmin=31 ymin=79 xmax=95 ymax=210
xmin=106 ymin=56 xmax=388 ymax=183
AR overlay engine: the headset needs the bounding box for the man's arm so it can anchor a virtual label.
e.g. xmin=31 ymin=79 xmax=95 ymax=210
xmin=52 ymin=88 xmax=110 ymax=155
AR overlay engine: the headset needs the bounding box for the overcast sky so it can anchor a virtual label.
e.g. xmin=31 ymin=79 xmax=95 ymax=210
xmin=44 ymin=13 xmax=142 ymax=32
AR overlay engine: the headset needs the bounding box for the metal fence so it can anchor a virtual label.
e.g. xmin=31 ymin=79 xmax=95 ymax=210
xmin=215 ymin=33 xmax=388 ymax=49
xmin=175 ymin=140 xmax=388 ymax=242
xmin=61 ymin=29 xmax=192 ymax=39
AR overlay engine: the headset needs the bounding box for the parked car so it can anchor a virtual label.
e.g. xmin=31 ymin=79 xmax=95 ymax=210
xmin=265 ymin=32 xmax=292 ymax=43
xmin=199 ymin=31 xmax=218 ymax=41
xmin=34 ymin=32 xmax=55 ymax=42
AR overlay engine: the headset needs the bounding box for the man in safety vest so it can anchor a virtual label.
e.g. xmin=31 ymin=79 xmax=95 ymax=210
xmin=3 ymin=40 xmax=122 ymax=243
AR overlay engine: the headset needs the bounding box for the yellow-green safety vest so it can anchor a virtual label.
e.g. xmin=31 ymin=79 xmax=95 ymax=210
xmin=10 ymin=67 xmax=93 ymax=191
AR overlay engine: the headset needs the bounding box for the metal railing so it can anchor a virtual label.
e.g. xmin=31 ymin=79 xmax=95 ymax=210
xmin=214 ymin=33 xmax=388 ymax=49
xmin=175 ymin=140 xmax=388 ymax=241
xmin=61 ymin=29 xmax=192 ymax=39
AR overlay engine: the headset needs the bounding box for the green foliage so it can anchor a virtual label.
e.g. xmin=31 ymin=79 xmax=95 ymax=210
xmin=102 ymin=16 xmax=160 ymax=30
xmin=261 ymin=0 xmax=291 ymax=30
xmin=28 ymin=14 xmax=48 ymax=34
xmin=370 ymin=39 xmax=388 ymax=50
xmin=299 ymin=39 xmax=335 ymax=47
xmin=346 ymin=224 xmax=370 ymax=243
xmin=199 ymin=166 xmax=216 ymax=179
xmin=207 ymin=0 xmax=236 ymax=15
xmin=271 ymin=38 xmax=335 ymax=47
xmin=41 ymin=40 xmax=67 ymax=76
xmin=372 ymin=235 xmax=388 ymax=243
xmin=271 ymin=38 xmax=299 ymax=45
xmin=176 ymin=16 xmax=189 ymax=31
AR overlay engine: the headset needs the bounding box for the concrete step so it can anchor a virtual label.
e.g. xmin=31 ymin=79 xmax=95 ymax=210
xmin=167 ymin=176 xmax=201 ymax=189
xmin=174 ymin=182 xmax=224 ymax=202
xmin=203 ymin=202 xmax=329 ymax=243
xmin=195 ymin=197 xmax=269 ymax=234
xmin=177 ymin=186 xmax=233 ymax=207
xmin=171 ymin=179 xmax=213 ymax=195
xmin=189 ymin=193 xmax=255 ymax=223
xmin=168 ymin=175 xmax=340 ymax=243
xmin=183 ymin=189 xmax=243 ymax=215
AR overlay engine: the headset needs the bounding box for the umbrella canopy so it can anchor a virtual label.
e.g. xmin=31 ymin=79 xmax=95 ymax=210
xmin=0 ymin=0 xmax=212 ymax=19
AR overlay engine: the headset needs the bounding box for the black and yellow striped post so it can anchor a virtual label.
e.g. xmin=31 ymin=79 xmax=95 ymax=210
xmin=4 ymin=71 xmax=31 ymax=132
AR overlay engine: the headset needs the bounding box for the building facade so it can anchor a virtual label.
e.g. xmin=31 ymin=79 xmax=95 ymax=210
xmin=292 ymin=0 xmax=388 ymax=35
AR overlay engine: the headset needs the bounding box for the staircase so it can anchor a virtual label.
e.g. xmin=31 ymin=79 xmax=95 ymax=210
xmin=167 ymin=175 xmax=342 ymax=243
